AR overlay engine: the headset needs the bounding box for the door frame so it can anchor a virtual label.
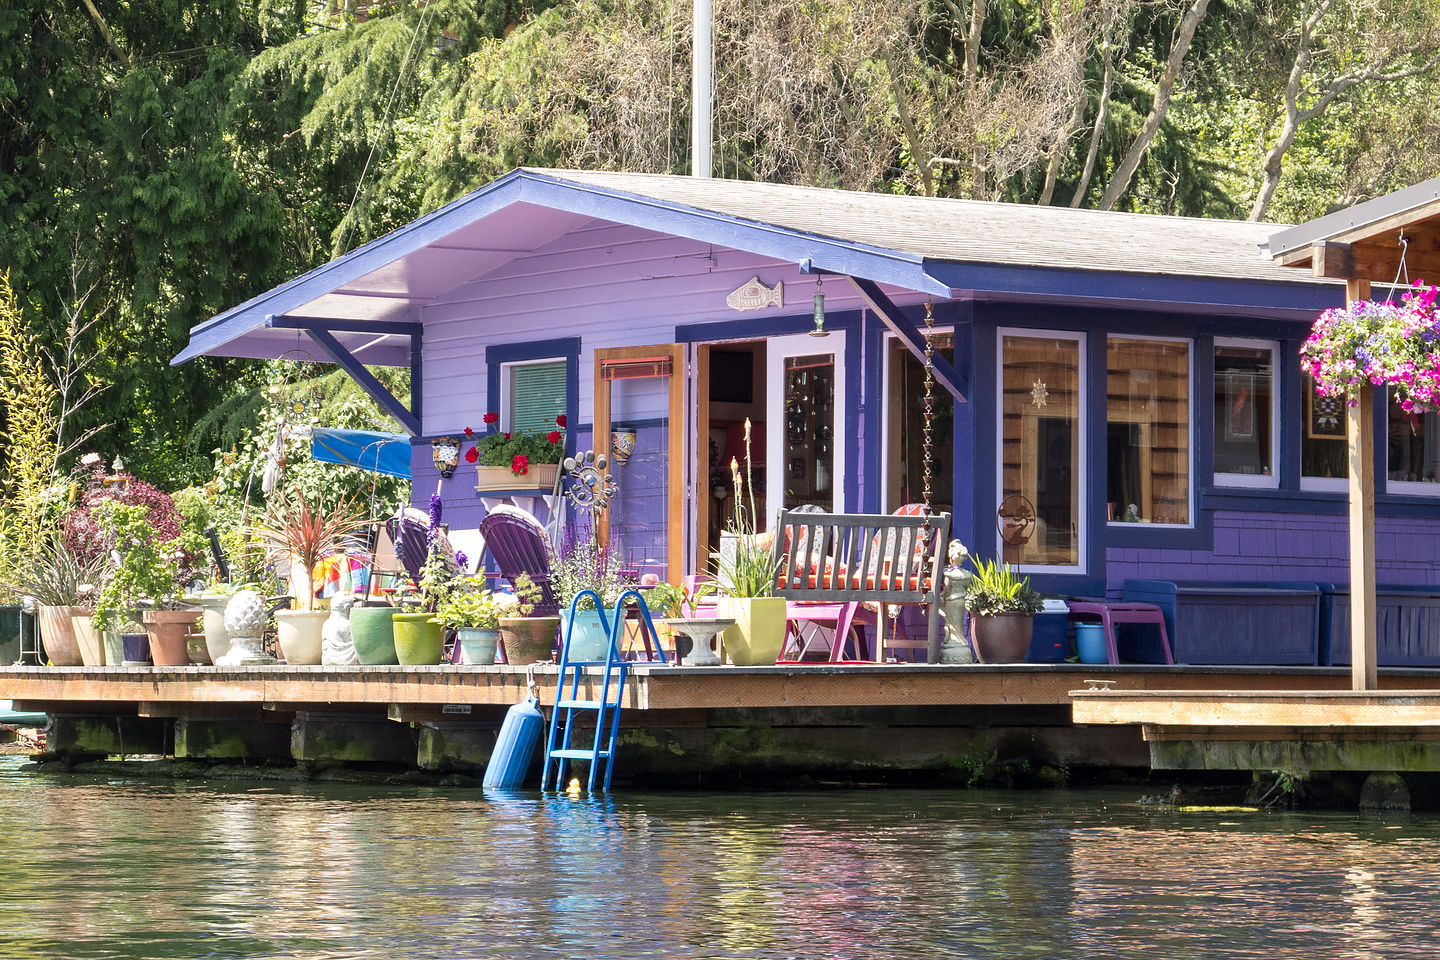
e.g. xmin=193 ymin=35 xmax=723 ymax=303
xmin=594 ymin=344 xmax=687 ymax=582
xmin=766 ymin=331 xmax=847 ymax=524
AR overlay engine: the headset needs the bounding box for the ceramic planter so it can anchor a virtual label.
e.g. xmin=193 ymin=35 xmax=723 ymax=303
xmin=716 ymin=596 xmax=787 ymax=665
xmin=37 ymin=604 xmax=85 ymax=666
xmin=498 ymin=616 xmax=559 ymax=664
xmin=70 ymin=613 xmax=106 ymax=666
xmin=456 ymin=627 xmax=500 ymax=665
xmin=968 ymin=613 xmax=1034 ymax=663
xmin=143 ymin=609 xmax=201 ymax=666
xmin=350 ymin=605 xmax=400 ymax=665
xmin=276 ymin=609 xmax=327 ymax=665
xmin=392 ymin=612 xmax=445 ymax=665
xmin=102 ymin=629 xmax=125 ymax=667
xmin=121 ymin=632 xmax=150 ymax=665
xmin=186 ymin=632 xmax=212 ymax=665
xmin=196 ymin=594 xmax=232 ymax=664
xmin=475 ymin=462 xmax=559 ymax=492
xmin=558 ymin=606 xmax=619 ymax=661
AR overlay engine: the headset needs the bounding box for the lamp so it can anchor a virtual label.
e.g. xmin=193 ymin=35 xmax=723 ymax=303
xmin=809 ymin=274 xmax=829 ymax=337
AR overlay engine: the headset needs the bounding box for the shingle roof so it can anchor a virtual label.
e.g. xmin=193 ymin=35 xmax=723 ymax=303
xmin=536 ymin=168 xmax=1314 ymax=285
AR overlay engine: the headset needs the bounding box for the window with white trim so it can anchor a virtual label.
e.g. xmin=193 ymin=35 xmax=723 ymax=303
xmin=1301 ymin=373 xmax=1347 ymax=491
xmin=883 ymin=332 xmax=955 ymax=514
xmin=502 ymin=359 xmax=566 ymax=433
xmin=998 ymin=330 xmax=1084 ymax=570
xmin=1106 ymin=336 xmax=1191 ymax=526
xmin=1387 ymin=390 xmax=1440 ymax=494
xmin=1213 ymin=339 xmax=1278 ymax=487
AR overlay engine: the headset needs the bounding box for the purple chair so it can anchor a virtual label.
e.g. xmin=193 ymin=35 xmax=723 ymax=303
xmin=477 ymin=506 xmax=560 ymax=617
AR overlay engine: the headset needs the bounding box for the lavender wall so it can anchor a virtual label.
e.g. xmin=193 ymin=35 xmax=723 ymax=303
xmin=1104 ymin=510 xmax=1440 ymax=593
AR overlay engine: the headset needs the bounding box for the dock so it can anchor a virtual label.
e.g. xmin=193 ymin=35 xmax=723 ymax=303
xmin=7 ymin=663 xmax=1440 ymax=784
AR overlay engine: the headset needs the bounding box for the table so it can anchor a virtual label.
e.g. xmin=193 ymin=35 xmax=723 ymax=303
xmin=1064 ymin=599 xmax=1175 ymax=665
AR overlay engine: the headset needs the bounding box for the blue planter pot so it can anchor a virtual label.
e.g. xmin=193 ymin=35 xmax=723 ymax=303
xmin=121 ymin=633 xmax=151 ymax=666
xmin=559 ymin=607 xmax=618 ymax=661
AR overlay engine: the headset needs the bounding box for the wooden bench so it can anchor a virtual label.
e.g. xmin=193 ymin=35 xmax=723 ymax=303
xmin=770 ymin=509 xmax=952 ymax=662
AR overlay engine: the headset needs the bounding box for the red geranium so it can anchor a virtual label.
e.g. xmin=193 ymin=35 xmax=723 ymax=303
xmin=463 ymin=426 xmax=474 ymax=438
xmin=511 ymin=454 xmax=530 ymax=475
xmin=547 ymin=430 xmax=561 ymax=444
xmin=555 ymin=414 xmax=567 ymax=428
xmin=482 ymin=412 xmax=499 ymax=425
xmin=503 ymin=432 xmax=511 ymax=440
xmin=464 ymin=447 xmax=478 ymax=463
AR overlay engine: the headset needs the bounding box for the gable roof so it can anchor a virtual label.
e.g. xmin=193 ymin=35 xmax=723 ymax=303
xmin=175 ymin=168 xmax=1339 ymax=366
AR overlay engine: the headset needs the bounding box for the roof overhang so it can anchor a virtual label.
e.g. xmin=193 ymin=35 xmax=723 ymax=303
xmin=1267 ymin=176 xmax=1440 ymax=283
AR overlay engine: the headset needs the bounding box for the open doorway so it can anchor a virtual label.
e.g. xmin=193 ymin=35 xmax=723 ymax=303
xmin=697 ymin=340 xmax=768 ymax=568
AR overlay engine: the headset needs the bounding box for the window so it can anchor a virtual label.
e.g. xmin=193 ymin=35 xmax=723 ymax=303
xmin=502 ymin=359 xmax=566 ymax=433
xmin=1301 ymin=373 xmax=1347 ymax=490
xmin=1388 ymin=393 xmax=1440 ymax=494
xmin=1106 ymin=336 xmax=1190 ymax=525
xmin=1213 ymin=340 xmax=1278 ymax=487
xmin=998 ymin=331 xmax=1084 ymax=570
xmin=884 ymin=333 xmax=955 ymax=515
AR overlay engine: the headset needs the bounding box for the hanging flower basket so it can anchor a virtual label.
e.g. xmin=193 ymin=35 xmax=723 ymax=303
xmin=1301 ymin=281 xmax=1439 ymax=411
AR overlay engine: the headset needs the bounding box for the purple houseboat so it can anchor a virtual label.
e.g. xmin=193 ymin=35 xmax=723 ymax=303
xmin=176 ymin=169 xmax=1440 ymax=664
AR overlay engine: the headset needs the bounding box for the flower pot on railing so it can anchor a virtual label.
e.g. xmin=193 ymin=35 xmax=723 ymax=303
xmin=70 ymin=613 xmax=107 ymax=666
xmin=716 ymin=596 xmax=787 ymax=665
xmin=144 ymin=609 xmax=200 ymax=666
xmin=196 ymin=594 xmax=232 ymax=664
xmin=37 ymin=604 xmax=85 ymax=666
xmin=121 ymin=632 xmax=150 ymax=665
xmin=456 ymin=627 xmax=500 ymax=665
xmin=350 ymin=605 xmax=400 ymax=665
xmin=475 ymin=463 xmax=559 ymax=492
xmin=498 ymin=616 xmax=559 ymax=664
xmin=968 ymin=613 xmax=1034 ymax=663
xmin=276 ymin=609 xmax=327 ymax=665
xmin=392 ymin=612 xmax=445 ymax=665
xmin=559 ymin=606 xmax=621 ymax=661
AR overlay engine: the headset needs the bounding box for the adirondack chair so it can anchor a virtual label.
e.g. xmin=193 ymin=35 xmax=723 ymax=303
xmin=477 ymin=505 xmax=560 ymax=617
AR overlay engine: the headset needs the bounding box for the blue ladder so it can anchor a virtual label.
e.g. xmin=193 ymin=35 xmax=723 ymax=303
xmin=541 ymin=588 xmax=667 ymax=792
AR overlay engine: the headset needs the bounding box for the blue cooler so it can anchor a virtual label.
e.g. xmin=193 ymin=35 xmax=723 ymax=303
xmin=1027 ymin=600 xmax=1070 ymax=662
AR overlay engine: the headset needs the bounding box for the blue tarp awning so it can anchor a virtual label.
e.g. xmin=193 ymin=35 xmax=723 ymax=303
xmin=311 ymin=428 xmax=411 ymax=478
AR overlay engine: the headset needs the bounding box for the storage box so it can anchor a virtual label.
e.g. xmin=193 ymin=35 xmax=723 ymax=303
xmin=1320 ymin=583 xmax=1440 ymax=666
xmin=1027 ymin=601 xmax=1071 ymax=663
xmin=1120 ymin=580 xmax=1321 ymax=665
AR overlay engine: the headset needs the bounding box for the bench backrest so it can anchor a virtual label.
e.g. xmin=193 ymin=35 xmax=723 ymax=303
xmin=770 ymin=509 xmax=951 ymax=603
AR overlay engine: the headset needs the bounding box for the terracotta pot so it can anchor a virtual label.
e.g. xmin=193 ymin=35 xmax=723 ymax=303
xmin=143 ymin=609 xmax=201 ymax=666
xmin=276 ymin=609 xmax=327 ymax=665
xmin=716 ymin=596 xmax=787 ymax=665
xmin=70 ymin=613 xmax=107 ymax=666
xmin=37 ymin=605 xmax=85 ymax=666
xmin=392 ymin=612 xmax=445 ymax=665
xmin=498 ymin=616 xmax=559 ymax=664
xmin=968 ymin=613 xmax=1034 ymax=663
xmin=350 ymin=605 xmax=400 ymax=664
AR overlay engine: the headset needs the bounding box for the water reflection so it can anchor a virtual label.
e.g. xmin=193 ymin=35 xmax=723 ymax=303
xmin=1 ymin=760 xmax=1439 ymax=958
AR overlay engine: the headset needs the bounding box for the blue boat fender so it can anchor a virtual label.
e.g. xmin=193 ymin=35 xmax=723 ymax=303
xmin=483 ymin=675 xmax=545 ymax=789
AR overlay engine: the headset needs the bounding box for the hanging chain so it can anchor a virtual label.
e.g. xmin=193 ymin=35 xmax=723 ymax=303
xmin=921 ymin=300 xmax=936 ymax=554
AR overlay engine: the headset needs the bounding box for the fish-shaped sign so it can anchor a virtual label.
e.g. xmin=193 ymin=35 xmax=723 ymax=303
xmin=726 ymin=277 xmax=784 ymax=311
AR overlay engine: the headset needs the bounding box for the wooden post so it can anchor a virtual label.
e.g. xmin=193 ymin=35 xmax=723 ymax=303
xmin=1346 ymin=278 xmax=1377 ymax=691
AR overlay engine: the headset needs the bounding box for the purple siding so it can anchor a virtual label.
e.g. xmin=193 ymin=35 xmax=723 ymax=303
xmin=1106 ymin=510 xmax=1440 ymax=593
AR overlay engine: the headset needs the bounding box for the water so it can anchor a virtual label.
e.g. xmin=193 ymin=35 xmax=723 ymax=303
xmin=1 ymin=756 xmax=1438 ymax=959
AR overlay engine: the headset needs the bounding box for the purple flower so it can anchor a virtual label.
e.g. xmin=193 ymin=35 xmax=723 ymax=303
xmin=428 ymin=493 xmax=443 ymax=543
xmin=455 ymin=550 xmax=468 ymax=570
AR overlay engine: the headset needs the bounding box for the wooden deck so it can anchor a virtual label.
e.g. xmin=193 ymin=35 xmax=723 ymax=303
xmin=7 ymin=663 xmax=1440 ymax=716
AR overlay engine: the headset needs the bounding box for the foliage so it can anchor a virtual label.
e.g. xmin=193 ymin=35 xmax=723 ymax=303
xmin=0 ymin=271 xmax=63 ymax=595
xmin=466 ymin=416 xmax=566 ymax=475
xmin=0 ymin=535 xmax=112 ymax=608
xmin=644 ymin=580 xmax=687 ymax=619
xmin=503 ymin=574 xmax=543 ymax=619
xmin=435 ymin=578 xmax=511 ymax=630
xmin=1301 ymin=282 xmax=1440 ymax=411
xmin=251 ymin=490 xmax=368 ymax=611
xmin=550 ymin=518 xmax=636 ymax=611
xmin=92 ymin=500 xmax=207 ymax=631
xmin=708 ymin=421 xmax=778 ymax=599
xmin=964 ymin=557 xmax=1044 ymax=616
xmin=62 ymin=470 xmax=189 ymax=567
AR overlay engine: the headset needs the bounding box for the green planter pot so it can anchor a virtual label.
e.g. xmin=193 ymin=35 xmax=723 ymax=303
xmin=350 ymin=605 xmax=400 ymax=665
xmin=456 ymin=627 xmax=499 ymax=665
xmin=559 ymin=607 xmax=620 ymax=661
xmin=392 ymin=612 xmax=445 ymax=665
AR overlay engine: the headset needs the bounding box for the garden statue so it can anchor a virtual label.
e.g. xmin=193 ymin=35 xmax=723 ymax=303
xmin=216 ymin=588 xmax=278 ymax=665
xmin=322 ymin=594 xmax=360 ymax=665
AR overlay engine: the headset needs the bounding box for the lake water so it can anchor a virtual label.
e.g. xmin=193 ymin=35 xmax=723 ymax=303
xmin=2 ymin=756 xmax=1438 ymax=959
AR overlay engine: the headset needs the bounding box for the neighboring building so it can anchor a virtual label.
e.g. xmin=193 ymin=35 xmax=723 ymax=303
xmin=180 ymin=168 xmax=1440 ymax=600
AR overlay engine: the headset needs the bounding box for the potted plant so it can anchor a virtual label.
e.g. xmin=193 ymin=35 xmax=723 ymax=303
xmin=465 ymin=414 xmax=567 ymax=491
xmin=550 ymin=520 xmax=637 ymax=661
xmin=436 ymin=578 xmax=507 ymax=665
xmin=92 ymin=500 xmax=206 ymax=666
xmin=4 ymin=537 xmax=111 ymax=666
xmin=963 ymin=557 xmax=1044 ymax=662
xmin=496 ymin=574 xmax=558 ymax=664
xmin=392 ymin=538 xmax=463 ymax=665
xmin=251 ymin=490 xmax=368 ymax=665
xmin=708 ymin=421 xmax=784 ymax=665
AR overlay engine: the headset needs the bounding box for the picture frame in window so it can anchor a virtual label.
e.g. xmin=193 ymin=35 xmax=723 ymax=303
xmin=1306 ymin=382 xmax=1346 ymax=440
xmin=1225 ymin=372 xmax=1255 ymax=441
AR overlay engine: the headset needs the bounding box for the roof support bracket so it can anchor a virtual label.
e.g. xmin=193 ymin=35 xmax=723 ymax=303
xmin=844 ymin=276 xmax=968 ymax=402
xmin=305 ymin=326 xmax=421 ymax=436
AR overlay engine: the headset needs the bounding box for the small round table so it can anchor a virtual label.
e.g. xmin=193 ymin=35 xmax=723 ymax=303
xmin=658 ymin=618 xmax=733 ymax=666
